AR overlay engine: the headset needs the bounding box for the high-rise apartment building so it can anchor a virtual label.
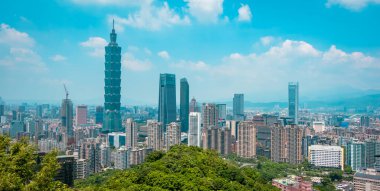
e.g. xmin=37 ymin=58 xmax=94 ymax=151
xmin=202 ymin=103 xmax=218 ymax=130
xmin=166 ymin=122 xmax=181 ymax=151
xmin=354 ymin=169 xmax=380 ymax=191
xmin=180 ymin=78 xmax=189 ymax=133
xmin=103 ymin=22 xmax=122 ymax=133
xmin=288 ymin=82 xmax=299 ymax=124
xmin=79 ymin=138 xmax=101 ymax=175
xmin=346 ymin=140 xmax=366 ymax=171
xmin=271 ymin=124 xmax=304 ymax=164
xmin=188 ymin=112 xmax=202 ymax=147
xmin=147 ymin=120 xmax=163 ymax=151
xmin=233 ymin=94 xmax=244 ymax=120
xmin=237 ymin=121 xmax=256 ymax=158
xmin=189 ymin=97 xmax=200 ymax=112
xmin=115 ymin=146 xmax=130 ymax=170
xmin=76 ymin=105 xmax=87 ymax=126
xmin=158 ymin=73 xmax=176 ymax=130
xmin=256 ymin=125 xmax=271 ymax=158
xmin=126 ymin=118 xmax=138 ymax=149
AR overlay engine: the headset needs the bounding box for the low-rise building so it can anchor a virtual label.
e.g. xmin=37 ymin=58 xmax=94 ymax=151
xmin=354 ymin=168 xmax=380 ymax=191
xmin=308 ymin=145 xmax=344 ymax=170
xmin=272 ymin=175 xmax=312 ymax=191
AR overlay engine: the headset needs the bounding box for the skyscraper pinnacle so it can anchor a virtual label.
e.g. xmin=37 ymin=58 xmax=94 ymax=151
xmin=113 ymin=19 xmax=114 ymax=30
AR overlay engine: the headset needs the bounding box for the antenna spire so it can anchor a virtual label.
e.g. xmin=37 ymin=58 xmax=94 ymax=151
xmin=112 ymin=19 xmax=115 ymax=30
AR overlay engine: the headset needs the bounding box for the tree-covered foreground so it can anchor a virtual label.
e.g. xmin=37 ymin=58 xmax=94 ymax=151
xmin=75 ymin=145 xmax=278 ymax=191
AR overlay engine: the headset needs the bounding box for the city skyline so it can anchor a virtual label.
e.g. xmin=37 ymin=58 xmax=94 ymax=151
xmin=1 ymin=0 xmax=380 ymax=105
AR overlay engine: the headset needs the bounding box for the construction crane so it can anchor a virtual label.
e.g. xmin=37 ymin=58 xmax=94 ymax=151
xmin=63 ymin=84 xmax=69 ymax=99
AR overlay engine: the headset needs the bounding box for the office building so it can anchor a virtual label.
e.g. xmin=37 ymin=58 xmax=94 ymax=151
xmin=147 ymin=120 xmax=163 ymax=151
xmin=346 ymin=140 xmax=366 ymax=171
xmin=103 ymin=22 xmax=122 ymax=133
xmin=361 ymin=116 xmax=370 ymax=127
xmin=180 ymin=78 xmax=189 ymax=132
xmin=233 ymin=94 xmax=244 ymax=120
xmin=166 ymin=122 xmax=181 ymax=151
xmin=216 ymin=104 xmax=226 ymax=126
xmin=95 ymin=106 xmax=103 ymax=124
xmin=61 ymin=98 xmax=73 ymax=145
xmin=308 ymin=145 xmax=344 ymax=170
xmin=271 ymin=124 xmax=304 ymax=164
xmin=158 ymin=73 xmax=176 ymax=129
xmin=126 ymin=118 xmax=138 ymax=149
xmin=354 ymin=169 xmax=380 ymax=191
xmin=237 ymin=121 xmax=256 ymax=158
xmin=76 ymin=105 xmax=87 ymax=126
xmin=365 ymin=140 xmax=380 ymax=168
xmin=288 ymin=82 xmax=299 ymax=124
xmin=188 ymin=112 xmax=202 ymax=147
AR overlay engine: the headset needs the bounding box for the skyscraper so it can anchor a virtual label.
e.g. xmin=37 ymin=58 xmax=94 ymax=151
xmin=288 ymin=82 xmax=299 ymax=124
xmin=61 ymin=98 xmax=73 ymax=145
xmin=76 ymin=105 xmax=87 ymax=126
xmin=233 ymin=94 xmax=244 ymax=120
xmin=180 ymin=78 xmax=189 ymax=133
xmin=103 ymin=21 xmax=122 ymax=133
xmin=95 ymin=106 xmax=103 ymax=124
xmin=147 ymin=120 xmax=163 ymax=151
xmin=271 ymin=124 xmax=303 ymax=164
xmin=158 ymin=73 xmax=176 ymax=129
xmin=188 ymin=112 xmax=202 ymax=147
xmin=126 ymin=118 xmax=138 ymax=149
xmin=189 ymin=97 xmax=199 ymax=112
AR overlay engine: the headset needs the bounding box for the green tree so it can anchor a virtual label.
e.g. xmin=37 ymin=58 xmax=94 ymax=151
xmin=0 ymin=135 xmax=70 ymax=191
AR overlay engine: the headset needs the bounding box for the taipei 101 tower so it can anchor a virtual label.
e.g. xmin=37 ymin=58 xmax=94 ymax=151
xmin=102 ymin=20 xmax=122 ymax=133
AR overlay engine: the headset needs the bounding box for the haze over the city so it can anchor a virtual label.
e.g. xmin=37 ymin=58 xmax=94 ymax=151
xmin=1 ymin=0 xmax=380 ymax=105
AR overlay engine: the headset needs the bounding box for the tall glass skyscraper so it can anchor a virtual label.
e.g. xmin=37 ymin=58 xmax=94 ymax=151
xmin=158 ymin=73 xmax=176 ymax=130
xmin=288 ymin=82 xmax=299 ymax=124
xmin=233 ymin=93 xmax=244 ymax=120
xmin=61 ymin=98 xmax=73 ymax=145
xmin=180 ymin=78 xmax=189 ymax=133
xmin=103 ymin=22 xmax=122 ymax=133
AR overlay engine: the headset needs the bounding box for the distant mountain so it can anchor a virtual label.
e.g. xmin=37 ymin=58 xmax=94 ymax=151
xmin=224 ymin=94 xmax=380 ymax=109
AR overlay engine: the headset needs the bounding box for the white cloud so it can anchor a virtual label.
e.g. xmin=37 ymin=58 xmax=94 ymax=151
xmin=326 ymin=0 xmax=380 ymax=11
xmin=0 ymin=24 xmax=46 ymax=72
xmin=185 ymin=0 xmax=224 ymax=23
xmin=170 ymin=38 xmax=380 ymax=100
xmin=157 ymin=51 xmax=170 ymax=59
xmin=80 ymin=37 xmax=107 ymax=57
xmin=237 ymin=4 xmax=252 ymax=22
xmin=0 ymin=23 xmax=34 ymax=47
xmin=122 ymin=52 xmax=152 ymax=71
xmin=70 ymin=0 xmax=148 ymax=6
xmin=50 ymin=54 xmax=67 ymax=62
xmin=108 ymin=2 xmax=190 ymax=31
xmin=260 ymin=36 xmax=275 ymax=46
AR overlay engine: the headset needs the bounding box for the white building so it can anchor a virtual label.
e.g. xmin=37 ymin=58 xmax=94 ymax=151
xmin=115 ymin=146 xmax=130 ymax=170
xmin=126 ymin=118 xmax=138 ymax=149
xmin=74 ymin=159 xmax=87 ymax=179
xmin=188 ymin=112 xmax=201 ymax=147
xmin=312 ymin=121 xmax=325 ymax=133
xmin=308 ymin=145 xmax=344 ymax=170
xmin=107 ymin=132 xmax=126 ymax=148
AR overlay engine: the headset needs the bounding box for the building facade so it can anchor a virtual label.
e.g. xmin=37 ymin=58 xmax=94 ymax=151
xmin=147 ymin=120 xmax=163 ymax=151
xmin=158 ymin=73 xmax=176 ymax=129
xmin=308 ymin=145 xmax=344 ymax=170
xmin=188 ymin=112 xmax=202 ymax=147
xmin=237 ymin=121 xmax=256 ymax=158
xmin=180 ymin=78 xmax=189 ymax=133
xmin=166 ymin=122 xmax=181 ymax=151
xmin=75 ymin=105 xmax=87 ymax=126
xmin=233 ymin=94 xmax=244 ymax=120
xmin=126 ymin=118 xmax=138 ymax=149
xmin=288 ymin=82 xmax=299 ymax=124
xmin=103 ymin=23 xmax=122 ymax=133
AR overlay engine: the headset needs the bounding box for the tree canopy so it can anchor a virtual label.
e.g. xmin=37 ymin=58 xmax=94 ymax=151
xmin=0 ymin=135 xmax=69 ymax=191
xmin=75 ymin=145 xmax=278 ymax=191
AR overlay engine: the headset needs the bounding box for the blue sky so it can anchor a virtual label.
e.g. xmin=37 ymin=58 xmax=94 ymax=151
xmin=1 ymin=0 xmax=380 ymax=105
